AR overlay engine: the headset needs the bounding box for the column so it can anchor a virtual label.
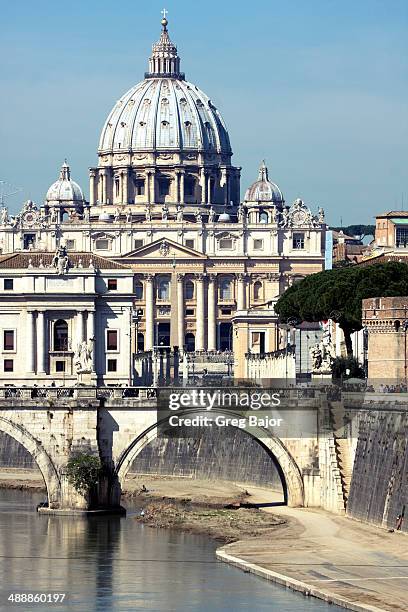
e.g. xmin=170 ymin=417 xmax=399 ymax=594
xmin=195 ymin=274 xmax=206 ymax=351
xmin=77 ymin=311 xmax=85 ymax=346
xmin=37 ymin=311 xmax=46 ymax=374
xmin=207 ymin=274 xmax=217 ymax=351
xmin=97 ymin=172 xmax=103 ymax=203
xmin=151 ymin=170 xmax=156 ymax=203
xmin=237 ymin=274 xmax=246 ymax=311
xmin=122 ymin=169 xmax=128 ymax=205
xmin=146 ymin=172 xmax=151 ymax=204
xmin=87 ymin=310 xmax=96 ymax=371
xmin=177 ymin=274 xmax=184 ymax=349
xmin=200 ymin=168 xmax=206 ymax=204
xmin=101 ymin=170 xmax=107 ymax=204
xmin=89 ymin=171 xmax=96 ymax=206
xmin=180 ymin=171 xmax=185 ymax=204
xmin=145 ymin=274 xmax=155 ymax=350
xmin=207 ymin=173 xmax=212 ymax=205
xmin=26 ymin=310 xmax=35 ymax=373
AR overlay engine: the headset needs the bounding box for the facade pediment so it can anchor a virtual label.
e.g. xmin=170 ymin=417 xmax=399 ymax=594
xmin=121 ymin=238 xmax=207 ymax=261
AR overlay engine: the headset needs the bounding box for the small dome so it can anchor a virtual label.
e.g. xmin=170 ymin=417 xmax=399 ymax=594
xmin=244 ymin=161 xmax=284 ymax=204
xmin=218 ymin=212 xmax=231 ymax=222
xmin=46 ymin=161 xmax=84 ymax=205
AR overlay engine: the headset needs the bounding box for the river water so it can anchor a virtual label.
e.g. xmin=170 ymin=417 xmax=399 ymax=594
xmin=0 ymin=490 xmax=340 ymax=612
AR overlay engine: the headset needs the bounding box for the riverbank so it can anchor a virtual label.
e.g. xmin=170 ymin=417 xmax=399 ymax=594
xmin=218 ymin=486 xmax=408 ymax=612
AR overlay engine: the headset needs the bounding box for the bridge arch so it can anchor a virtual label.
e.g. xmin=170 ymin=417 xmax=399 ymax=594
xmin=115 ymin=410 xmax=304 ymax=507
xmin=0 ymin=416 xmax=60 ymax=505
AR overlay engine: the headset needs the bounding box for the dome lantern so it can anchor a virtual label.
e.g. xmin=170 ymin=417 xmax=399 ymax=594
xmin=145 ymin=14 xmax=184 ymax=80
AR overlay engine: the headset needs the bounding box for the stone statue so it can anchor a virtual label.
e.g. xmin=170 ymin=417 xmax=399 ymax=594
xmin=310 ymin=325 xmax=335 ymax=373
xmin=0 ymin=207 xmax=8 ymax=225
xmin=208 ymin=206 xmax=216 ymax=223
xmin=114 ymin=207 xmax=121 ymax=222
xmin=50 ymin=209 xmax=58 ymax=224
xmin=52 ymin=245 xmax=69 ymax=275
xmin=176 ymin=205 xmax=183 ymax=222
xmin=83 ymin=207 xmax=90 ymax=222
xmin=126 ymin=208 xmax=132 ymax=222
xmin=237 ymin=204 xmax=244 ymax=223
xmin=145 ymin=206 xmax=152 ymax=222
xmin=318 ymin=207 xmax=325 ymax=223
xmin=74 ymin=338 xmax=94 ymax=374
xmin=195 ymin=209 xmax=203 ymax=223
xmin=162 ymin=204 xmax=169 ymax=221
xmin=280 ymin=208 xmax=289 ymax=227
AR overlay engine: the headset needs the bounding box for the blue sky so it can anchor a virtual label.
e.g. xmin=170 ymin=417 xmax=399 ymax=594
xmin=1 ymin=0 xmax=407 ymax=225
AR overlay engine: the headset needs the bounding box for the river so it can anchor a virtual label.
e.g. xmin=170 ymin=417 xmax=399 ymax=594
xmin=0 ymin=490 xmax=340 ymax=611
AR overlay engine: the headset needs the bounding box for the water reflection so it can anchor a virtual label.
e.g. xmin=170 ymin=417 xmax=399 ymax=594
xmin=0 ymin=490 xmax=339 ymax=612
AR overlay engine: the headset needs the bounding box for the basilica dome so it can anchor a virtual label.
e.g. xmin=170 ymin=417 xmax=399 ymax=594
xmin=98 ymin=19 xmax=231 ymax=156
xmin=46 ymin=161 xmax=84 ymax=204
xmin=244 ymin=161 xmax=284 ymax=204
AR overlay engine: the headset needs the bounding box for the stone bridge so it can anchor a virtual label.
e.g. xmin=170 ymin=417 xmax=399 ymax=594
xmin=0 ymin=386 xmax=347 ymax=514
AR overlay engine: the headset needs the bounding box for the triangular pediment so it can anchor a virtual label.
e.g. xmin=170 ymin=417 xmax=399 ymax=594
xmin=121 ymin=238 xmax=207 ymax=261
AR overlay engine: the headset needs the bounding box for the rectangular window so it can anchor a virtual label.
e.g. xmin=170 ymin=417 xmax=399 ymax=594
xmin=292 ymin=232 xmax=305 ymax=249
xmin=221 ymin=308 xmax=232 ymax=315
xmin=3 ymin=330 xmax=14 ymax=351
xmin=107 ymin=330 xmax=118 ymax=351
xmin=4 ymin=279 xmax=13 ymax=290
xmin=95 ymin=239 xmax=110 ymax=250
xmin=185 ymin=308 xmax=195 ymax=316
xmin=185 ymin=239 xmax=195 ymax=249
xmin=219 ymin=238 xmax=233 ymax=250
xmin=65 ymin=239 xmax=76 ymax=250
xmin=107 ymin=279 xmax=117 ymax=291
xmin=55 ymin=360 xmax=65 ymax=372
xmin=23 ymin=234 xmax=36 ymax=250
xmin=135 ymin=179 xmax=145 ymax=196
xmin=4 ymin=359 xmax=13 ymax=372
xmin=134 ymin=239 xmax=144 ymax=250
xmin=107 ymin=359 xmax=117 ymax=372
xmin=159 ymin=178 xmax=170 ymax=196
xmin=253 ymin=239 xmax=263 ymax=250
xmin=396 ymin=227 xmax=408 ymax=248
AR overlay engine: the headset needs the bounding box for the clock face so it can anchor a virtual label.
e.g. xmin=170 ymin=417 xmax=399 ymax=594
xmin=293 ymin=210 xmax=306 ymax=225
xmin=22 ymin=211 xmax=38 ymax=225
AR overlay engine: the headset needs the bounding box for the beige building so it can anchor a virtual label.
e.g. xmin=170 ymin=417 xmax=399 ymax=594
xmin=363 ymin=296 xmax=408 ymax=382
xmin=0 ymin=17 xmax=328 ymax=380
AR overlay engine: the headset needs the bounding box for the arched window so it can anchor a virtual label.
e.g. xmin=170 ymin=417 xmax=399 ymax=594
xmin=254 ymin=281 xmax=262 ymax=301
xmin=184 ymin=176 xmax=195 ymax=198
xmin=137 ymin=333 xmax=144 ymax=352
xmin=185 ymin=333 xmax=195 ymax=352
xmin=135 ymin=280 xmax=143 ymax=300
xmin=259 ymin=210 xmax=268 ymax=223
xmin=185 ymin=280 xmax=194 ymax=300
xmin=220 ymin=278 xmax=232 ymax=301
xmin=54 ymin=319 xmax=68 ymax=351
xmin=158 ymin=278 xmax=170 ymax=300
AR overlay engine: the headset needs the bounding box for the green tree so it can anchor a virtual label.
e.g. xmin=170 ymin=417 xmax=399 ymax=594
xmin=275 ymin=262 xmax=408 ymax=355
xmin=66 ymin=453 xmax=101 ymax=496
xmin=330 ymin=224 xmax=375 ymax=239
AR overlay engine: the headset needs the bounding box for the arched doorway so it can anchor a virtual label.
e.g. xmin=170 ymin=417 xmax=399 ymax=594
xmin=219 ymin=322 xmax=233 ymax=351
xmin=115 ymin=411 xmax=304 ymax=507
xmin=184 ymin=333 xmax=195 ymax=352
